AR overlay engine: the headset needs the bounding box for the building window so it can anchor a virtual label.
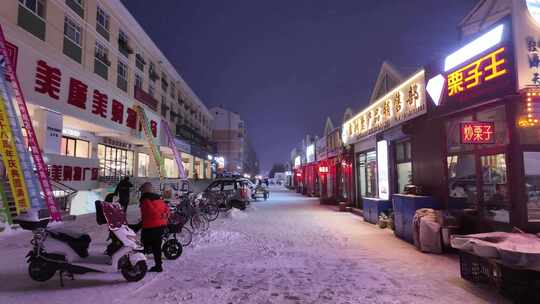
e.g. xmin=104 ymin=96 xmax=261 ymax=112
xmin=395 ymin=140 xmax=412 ymax=193
xmin=61 ymin=136 xmax=90 ymax=158
xmin=137 ymin=152 xmax=149 ymax=177
xmin=135 ymin=73 xmax=143 ymax=89
xmin=66 ymin=0 xmax=84 ymax=18
xmin=148 ymin=82 xmax=155 ymax=97
xmin=135 ymin=52 xmax=145 ymax=71
xmin=170 ymin=83 xmax=176 ymax=99
xmin=161 ymin=96 xmax=168 ymax=117
xmin=97 ymin=144 xmax=133 ymax=177
xmin=117 ymin=60 xmax=128 ymax=92
xmin=94 ymin=42 xmax=110 ymax=79
xmin=63 ymin=16 xmax=82 ymax=63
xmin=19 ymin=0 xmax=46 ymax=18
xmin=118 ymin=29 xmax=132 ymax=57
xmin=96 ymin=6 xmax=109 ymax=39
xmin=161 ymin=73 xmax=168 ymax=92
xmin=64 ymin=16 xmax=81 ymax=46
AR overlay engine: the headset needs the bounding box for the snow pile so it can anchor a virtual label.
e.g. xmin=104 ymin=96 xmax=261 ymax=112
xmin=452 ymin=232 xmax=540 ymax=269
xmin=228 ymin=208 xmax=248 ymax=219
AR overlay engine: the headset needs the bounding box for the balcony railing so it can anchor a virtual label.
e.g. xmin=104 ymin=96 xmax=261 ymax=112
xmin=134 ymin=86 xmax=158 ymax=111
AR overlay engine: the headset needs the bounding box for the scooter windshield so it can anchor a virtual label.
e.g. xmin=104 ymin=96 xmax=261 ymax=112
xmin=101 ymin=202 xmax=127 ymax=230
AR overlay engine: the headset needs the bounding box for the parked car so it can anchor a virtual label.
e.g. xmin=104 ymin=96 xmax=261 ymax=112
xmin=204 ymin=177 xmax=252 ymax=210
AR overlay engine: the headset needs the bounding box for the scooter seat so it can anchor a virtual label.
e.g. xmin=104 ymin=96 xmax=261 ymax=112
xmin=48 ymin=229 xmax=91 ymax=258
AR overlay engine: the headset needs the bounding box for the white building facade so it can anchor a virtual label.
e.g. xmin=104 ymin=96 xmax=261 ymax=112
xmin=0 ymin=0 xmax=214 ymax=214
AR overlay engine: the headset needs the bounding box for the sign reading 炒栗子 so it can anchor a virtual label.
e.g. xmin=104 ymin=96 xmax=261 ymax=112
xmin=460 ymin=121 xmax=495 ymax=144
xmin=342 ymin=70 xmax=426 ymax=145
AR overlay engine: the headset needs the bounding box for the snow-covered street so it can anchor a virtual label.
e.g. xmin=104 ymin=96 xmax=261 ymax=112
xmin=0 ymin=187 xmax=509 ymax=304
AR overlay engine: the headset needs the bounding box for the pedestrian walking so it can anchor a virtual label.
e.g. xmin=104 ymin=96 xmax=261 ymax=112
xmin=114 ymin=176 xmax=133 ymax=212
xmin=139 ymin=182 xmax=169 ymax=273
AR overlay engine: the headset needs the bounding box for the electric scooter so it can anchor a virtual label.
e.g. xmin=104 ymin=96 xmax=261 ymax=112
xmin=13 ymin=202 xmax=148 ymax=286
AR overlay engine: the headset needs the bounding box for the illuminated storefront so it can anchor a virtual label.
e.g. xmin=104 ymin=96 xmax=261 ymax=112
xmin=343 ymin=70 xmax=427 ymax=213
xmin=416 ymin=12 xmax=540 ymax=231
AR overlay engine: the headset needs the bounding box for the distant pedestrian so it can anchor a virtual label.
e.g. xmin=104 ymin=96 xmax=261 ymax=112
xmin=139 ymin=182 xmax=169 ymax=273
xmin=114 ymin=176 xmax=133 ymax=213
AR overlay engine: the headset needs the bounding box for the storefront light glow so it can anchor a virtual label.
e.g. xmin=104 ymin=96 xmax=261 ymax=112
xmin=306 ymin=144 xmax=315 ymax=163
xmin=444 ymin=24 xmax=504 ymax=72
xmin=62 ymin=128 xmax=80 ymax=137
xmin=527 ymin=0 xmax=540 ymax=25
xmin=294 ymin=156 xmax=301 ymax=168
xmin=426 ymin=74 xmax=445 ymax=106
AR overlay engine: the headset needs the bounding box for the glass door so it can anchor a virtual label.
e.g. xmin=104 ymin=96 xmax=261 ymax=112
xmin=479 ymin=153 xmax=509 ymax=223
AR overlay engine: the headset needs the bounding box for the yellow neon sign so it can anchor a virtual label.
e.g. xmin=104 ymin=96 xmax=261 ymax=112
xmin=447 ymin=47 xmax=507 ymax=97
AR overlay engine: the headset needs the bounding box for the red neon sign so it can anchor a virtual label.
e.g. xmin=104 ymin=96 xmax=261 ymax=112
xmin=460 ymin=121 xmax=495 ymax=144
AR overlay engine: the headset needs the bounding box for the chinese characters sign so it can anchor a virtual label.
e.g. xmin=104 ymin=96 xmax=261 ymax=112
xmin=342 ymin=71 xmax=426 ymax=145
xmin=0 ymin=95 xmax=30 ymax=213
xmin=29 ymin=59 xmax=159 ymax=137
xmin=447 ymin=47 xmax=508 ymax=97
xmin=460 ymin=121 xmax=495 ymax=144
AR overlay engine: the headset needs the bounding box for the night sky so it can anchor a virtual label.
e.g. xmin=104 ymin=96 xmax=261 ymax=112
xmin=122 ymin=0 xmax=476 ymax=173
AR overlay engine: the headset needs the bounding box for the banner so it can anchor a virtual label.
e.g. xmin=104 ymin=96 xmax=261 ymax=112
xmin=0 ymin=25 xmax=61 ymax=220
xmin=135 ymin=106 xmax=164 ymax=180
xmin=162 ymin=119 xmax=187 ymax=179
xmin=0 ymin=94 xmax=30 ymax=213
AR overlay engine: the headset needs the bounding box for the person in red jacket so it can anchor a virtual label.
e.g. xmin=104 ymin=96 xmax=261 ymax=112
xmin=139 ymin=182 xmax=169 ymax=272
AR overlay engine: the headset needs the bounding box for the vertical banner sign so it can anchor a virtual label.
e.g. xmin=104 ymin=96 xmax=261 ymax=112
xmin=161 ymin=119 xmax=187 ymax=179
xmin=135 ymin=106 xmax=164 ymax=181
xmin=0 ymin=68 xmax=42 ymax=213
xmin=0 ymin=25 xmax=61 ymax=220
xmin=0 ymin=94 xmax=30 ymax=213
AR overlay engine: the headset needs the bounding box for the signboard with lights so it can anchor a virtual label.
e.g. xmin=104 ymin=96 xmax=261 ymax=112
xmin=318 ymin=166 xmax=328 ymax=173
xmin=426 ymin=22 xmax=515 ymax=107
xmin=342 ymin=70 xmax=426 ymax=145
xmin=306 ymin=144 xmax=315 ymax=163
xmin=294 ymin=156 xmax=301 ymax=168
xmin=377 ymin=140 xmax=390 ymax=200
xmin=519 ymin=88 xmax=540 ymax=127
xmin=460 ymin=121 xmax=495 ymax=144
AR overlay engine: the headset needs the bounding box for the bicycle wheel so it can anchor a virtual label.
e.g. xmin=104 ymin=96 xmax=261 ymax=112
xmin=178 ymin=226 xmax=193 ymax=246
xmin=203 ymin=203 xmax=219 ymax=221
xmin=190 ymin=213 xmax=203 ymax=231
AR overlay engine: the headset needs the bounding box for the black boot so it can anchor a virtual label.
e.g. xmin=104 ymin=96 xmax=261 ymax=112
xmin=149 ymin=265 xmax=163 ymax=272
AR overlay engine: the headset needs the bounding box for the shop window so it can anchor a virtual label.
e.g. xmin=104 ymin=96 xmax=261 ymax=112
xmin=447 ymin=154 xmax=477 ymax=207
xmin=98 ymin=144 xmax=133 ymax=177
xmin=395 ymin=140 xmax=412 ymax=193
xmin=477 ymin=106 xmax=508 ymax=148
xmin=447 ymin=115 xmax=474 ymax=154
xmin=481 ymin=154 xmax=509 ymax=223
xmin=356 ymin=151 xmax=377 ymax=199
xmin=164 ymin=158 xmax=178 ymax=178
xmin=137 ymin=152 xmax=149 ymax=177
xmin=525 ymin=152 xmax=540 ymax=222
xmin=60 ymin=136 xmax=90 ymax=158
